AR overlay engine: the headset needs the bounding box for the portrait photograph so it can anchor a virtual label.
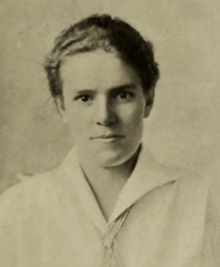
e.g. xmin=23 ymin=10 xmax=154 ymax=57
xmin=0 ymin=1 xmax=220 ymax=266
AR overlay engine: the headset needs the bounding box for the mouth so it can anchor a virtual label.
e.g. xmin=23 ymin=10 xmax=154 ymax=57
xmin=91 ymin=134 xmax=125 ymax=140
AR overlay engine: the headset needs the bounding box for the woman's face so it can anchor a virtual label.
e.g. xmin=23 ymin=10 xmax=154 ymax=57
xmin=59 ymin=50 xmax=151 ymax=167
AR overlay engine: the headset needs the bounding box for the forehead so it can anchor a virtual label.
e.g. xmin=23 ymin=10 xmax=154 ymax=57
xmin=61 ymin=50 xmax=141 ymax=91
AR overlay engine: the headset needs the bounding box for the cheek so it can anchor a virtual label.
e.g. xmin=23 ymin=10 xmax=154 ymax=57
xmin=119 ymin=103 xmax=145 ymax=131
xmin=65 ymin=108 xmax=92 ymax=137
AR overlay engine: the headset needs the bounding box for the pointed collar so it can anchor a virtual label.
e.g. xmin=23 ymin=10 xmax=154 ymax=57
xmin=55 ymin=146 xmax=107 ymax=232
xmin=55 ymin=144 xmax=181 ymax=230
xmin=108 ymin=144 xmax=179 ymax=223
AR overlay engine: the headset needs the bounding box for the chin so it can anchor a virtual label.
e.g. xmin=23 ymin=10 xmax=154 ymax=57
xmin=92 ymin=148 xmax=138 ymax=168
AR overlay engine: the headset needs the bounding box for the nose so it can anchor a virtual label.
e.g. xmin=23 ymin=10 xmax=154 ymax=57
xmin=94 ymin=96 xmax=116 ymax=126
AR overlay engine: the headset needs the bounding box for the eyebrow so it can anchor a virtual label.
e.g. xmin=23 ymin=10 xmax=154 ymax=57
xmin=109 ymin=83 xmax=139 ymax=92
xmin=73 ymin=83 xmax=139 ymax=95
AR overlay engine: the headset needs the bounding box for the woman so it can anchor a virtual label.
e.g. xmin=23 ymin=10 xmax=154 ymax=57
xmin=0 ymin=14 xmax=219 ymax=267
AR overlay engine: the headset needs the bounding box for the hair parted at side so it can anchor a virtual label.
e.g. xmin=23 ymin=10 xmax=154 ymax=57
xmin=45 ymin=14 xmax=160 ymax=106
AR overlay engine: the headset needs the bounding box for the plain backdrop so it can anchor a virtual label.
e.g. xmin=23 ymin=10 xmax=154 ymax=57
xmin=1 ymin=0 xmax=220 ymax=192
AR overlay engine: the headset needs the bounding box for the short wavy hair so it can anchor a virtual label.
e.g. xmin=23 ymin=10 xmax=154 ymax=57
xmin=45 ymin=14 xmax=160 ymax=107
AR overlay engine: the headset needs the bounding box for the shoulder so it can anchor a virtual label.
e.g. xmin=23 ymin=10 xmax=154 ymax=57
xmin=144 ymin=147 xmax=208 ymax=188
xmin=0 ymin=167 xmax=61 ymax=224
xmin=0 ymin=146 xmax=80 ymax=218
xmin=140 ymin=146 xmax=211 ymax=206
xmin=0 ymin=146 xmax=80 ymax=225
xmin=1 ymin=168 xmax=59 ymax=198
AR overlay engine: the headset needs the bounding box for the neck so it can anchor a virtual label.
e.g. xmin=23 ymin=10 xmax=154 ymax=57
xmin=77 ymin=146 xmax=141 ymax=220
xmin=79 ymin=146 xmax=141 ymax=184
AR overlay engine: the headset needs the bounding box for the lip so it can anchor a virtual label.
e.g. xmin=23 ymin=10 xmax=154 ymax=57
xmin=91 ymin=134 xmax=125 ymax=140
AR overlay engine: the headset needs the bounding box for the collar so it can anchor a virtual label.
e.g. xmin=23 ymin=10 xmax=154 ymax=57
xmin=55 ymin=144 xmax=180 ymax=231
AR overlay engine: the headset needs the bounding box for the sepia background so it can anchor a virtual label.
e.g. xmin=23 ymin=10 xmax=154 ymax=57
xmin=0 ymin=0 xmax=220 ymax=192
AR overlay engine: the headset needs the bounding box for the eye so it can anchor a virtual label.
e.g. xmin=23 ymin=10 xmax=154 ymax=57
xmin=115 ymin=91 xmax=134 ymax=101
xmin=74 ymin=94 xmax=94 ymax=103
xmin=80 ymin=95 xmax=91 ymax=102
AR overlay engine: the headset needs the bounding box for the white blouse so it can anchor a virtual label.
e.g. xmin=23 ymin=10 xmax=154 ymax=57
xmin=0 ymin=145 xmax=219 ymax=267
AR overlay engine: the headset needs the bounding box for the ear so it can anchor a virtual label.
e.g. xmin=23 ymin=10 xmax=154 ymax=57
xmin=144 ymin=89 xmax=154 ymax=118
xmin=55 ymin=96 xmax=68 ymax=123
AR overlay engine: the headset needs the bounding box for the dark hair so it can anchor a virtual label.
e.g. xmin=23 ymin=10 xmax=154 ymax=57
xmin=45 ymin=14 xmax=160 ymax=106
